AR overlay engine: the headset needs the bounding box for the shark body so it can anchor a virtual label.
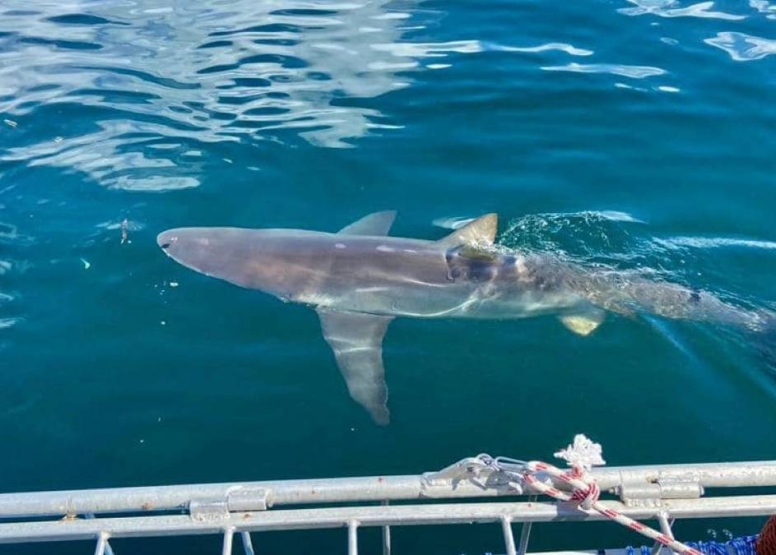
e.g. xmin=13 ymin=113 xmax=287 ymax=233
xmin=158 ymin=212 xmax=769 ymax=424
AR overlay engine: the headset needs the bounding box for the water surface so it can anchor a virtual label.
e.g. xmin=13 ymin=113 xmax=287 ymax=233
xmin=1 ymin=0 xmax=775 ymax=553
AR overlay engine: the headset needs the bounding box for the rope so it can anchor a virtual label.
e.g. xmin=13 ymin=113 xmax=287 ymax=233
xmin=481 ymin=455 xmax=704 ymax=555
xmin=731 ymin=536 xmax=758 ymax=555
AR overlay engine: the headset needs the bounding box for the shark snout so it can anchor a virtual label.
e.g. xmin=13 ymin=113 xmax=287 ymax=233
xmin=157 ymin=227 xmax=226 ymax=275
xmin=157 ymin=230 xmax=179 ymax=251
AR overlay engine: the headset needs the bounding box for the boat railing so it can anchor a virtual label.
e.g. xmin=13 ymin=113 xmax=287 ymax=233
xmin=1 ymin=455 xmax=775 ymax=555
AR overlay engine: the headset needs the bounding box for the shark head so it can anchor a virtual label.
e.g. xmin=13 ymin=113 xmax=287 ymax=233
xmin=158 ymin=227 xmax=241 ymax=279
xmin=157 ymin=226 xmax=328 ymax=300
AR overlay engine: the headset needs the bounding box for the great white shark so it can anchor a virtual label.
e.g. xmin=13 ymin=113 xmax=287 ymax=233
xmin=157 ymin=212 xmax=773 ymax=424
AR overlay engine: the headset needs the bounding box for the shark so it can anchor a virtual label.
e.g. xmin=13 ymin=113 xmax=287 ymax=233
xmin=157 ymin=211 xmax=772 ymax=424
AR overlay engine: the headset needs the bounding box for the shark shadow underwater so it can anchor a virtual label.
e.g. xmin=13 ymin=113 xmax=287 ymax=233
xmin=158 ymin=212 xmax=774 ymax=425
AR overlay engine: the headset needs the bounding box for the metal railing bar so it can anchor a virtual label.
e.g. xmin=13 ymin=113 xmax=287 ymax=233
xmin=241 ymin=531 xmax=255 ymax=555
xmin=517 ymin=495 xmax=538 ymax=555
xmin=85 ymin=515 xmax=116 ymax=555
xmin=501 ymin=515 xmax=517 ymax=555
xmin=3 ymin=460 xmax=776 ymax=519
xmin=348 ymin=520 xmax=359 ymax=555
xmin=222 ymin=527 xmax=234 ymax=555
xmin=657 ymin=513 xmax=675 ymax=540
xmin=1 ymin=494 xmax=775 ymax=544
xmin=381 ymin=501 xmax=391 ymax=555
xmin=650 ymin=512 xmax=676 ymax=555
xmin=93 ymin=532 xmax=109 ymax=555
xmin=0 ymin=476 xmax=425 ymax=519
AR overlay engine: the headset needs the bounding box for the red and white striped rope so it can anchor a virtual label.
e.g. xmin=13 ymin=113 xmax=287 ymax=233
xmin=522 ymin=460 xmax=703 ymax=555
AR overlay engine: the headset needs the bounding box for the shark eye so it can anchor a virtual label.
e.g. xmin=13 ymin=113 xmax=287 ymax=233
xmin=160 ymin=242 xmax=171 ymax=250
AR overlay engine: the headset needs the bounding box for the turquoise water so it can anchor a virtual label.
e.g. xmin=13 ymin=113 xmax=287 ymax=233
xmin=1 ymin=0 xmax=776 ymax=553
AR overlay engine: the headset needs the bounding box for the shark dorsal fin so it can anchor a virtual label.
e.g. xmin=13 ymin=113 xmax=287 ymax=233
xmin=338 ymin=211 xmax=397 ymax=236
xmin=437 ymin=213 xmax=498 ymax=247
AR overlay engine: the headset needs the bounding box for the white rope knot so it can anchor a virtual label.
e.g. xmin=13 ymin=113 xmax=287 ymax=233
xmin=554 ymin=434 xmax=605 ymax=472
xmin=569 ymin=478 xmax=600 ymax=510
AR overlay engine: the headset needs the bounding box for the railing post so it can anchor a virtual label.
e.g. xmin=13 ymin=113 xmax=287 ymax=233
xmin=222 ymin=527 xmax=235 ymax=555
xmin=382 ymin=501 xmax=391 ymax=555
xmin=348 ymin=520 xmax=359 ymax=555
xmin=87 ymin=515 xmax=115 ymax=555
xmin=502 ymin=515 xmax=517 ymax=555
xmin=241 ymin=531 xmax=256 ymax=555
xmin=517 ymin=495 xmax=537 ymax=555
xmin=94 ymin=532 xmax=109 ymax=555
xmin=651 ymin=512 xmax=676 ymax=555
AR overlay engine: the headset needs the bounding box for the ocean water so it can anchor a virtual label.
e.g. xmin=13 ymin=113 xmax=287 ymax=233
xmin=1 ymin=0 xmax=776 ymax=553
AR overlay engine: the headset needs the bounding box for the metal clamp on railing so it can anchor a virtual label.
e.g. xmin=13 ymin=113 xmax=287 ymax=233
xmin=421 ymin=455 xmax=525 ymax=497
xmin=616 ymin=477 xmax=704 ymax=507
xmin=226 ymin=487 xmax=271 ymax=512
xmin=190 ymin=488 xmax=271 ymax=521
xmin=189 ymin=497 xmax=230 ymax=522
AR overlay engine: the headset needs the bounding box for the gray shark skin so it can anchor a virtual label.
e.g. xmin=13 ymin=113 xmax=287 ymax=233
xmin=157 ymin=212 xmax=771 ymax=424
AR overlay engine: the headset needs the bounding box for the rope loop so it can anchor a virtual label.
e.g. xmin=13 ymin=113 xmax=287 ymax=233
xmin=569 ymin=479 xmax=600 ymax=510
xmin=518 ymin=459 xmax=703 ymax=555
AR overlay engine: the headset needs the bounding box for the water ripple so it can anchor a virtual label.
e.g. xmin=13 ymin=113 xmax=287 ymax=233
xmin=0 ymin=221 xmax=23 ymax=331
xmin=491 ymin=43 xmax=594 ymax=56
xmin=0 ymin=1 xmax=482 ymax=187
xmin=704 ymin=32 xmax=776 ymax=61
xmin=655 ymin=237 xmax=776 ymax=250
xmin=0 ymin=0 xmax=769 ymax=193
xmin=618 ymin=0 xmax=746 ymax=20
xmin=750 ymin=0 xmax=776 ymax=18
xmin=541 ymin=62 xmax=667 ymax=79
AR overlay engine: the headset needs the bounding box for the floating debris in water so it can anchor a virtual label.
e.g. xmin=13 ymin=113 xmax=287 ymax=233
xmin=169 ymin=281 xmax=179 ymax=288
xmin=121 ymin=218 xmax=129 ymax=244
xmin=80 ymin=258 xmax=91 ymax=270
xmin=3 ymin=119 xmax=17 ymax=128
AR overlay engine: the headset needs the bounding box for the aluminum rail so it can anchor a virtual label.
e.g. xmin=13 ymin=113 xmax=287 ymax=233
xmin=0 ymin=495 xmax=775 ymax=544
xmin=1 ymin=460 xmax=775 ymax=519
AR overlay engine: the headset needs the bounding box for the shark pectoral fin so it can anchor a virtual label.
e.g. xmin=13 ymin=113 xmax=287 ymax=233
xmin=317 ymin=310 xmax=394 ymax=425
xmin=338 ymin=211 xmax=397 ymax=236
xmin=560 ymin=311 xmax=606 ymax=336
xmin=437 ymin=213 xmax=498 ymax=248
